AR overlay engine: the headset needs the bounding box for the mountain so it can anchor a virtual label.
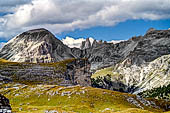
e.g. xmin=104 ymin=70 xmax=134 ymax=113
xmin=1 ymin=28 xmax=170 ymax=93
xmin=1 ymin=28 xmax=170 ymax=68
xmin=91 ymin=54 xmax=170 ymax=93
xmin=91 ymin=29 xmax=170 ymax=93
xmin=0 ymin=28 xmax=75 ymax=63
xmin=80 ymin=38 xmax=92 ymax=49
xmin=80 ymin=29 xmax=170 ymax=71
xmin=1 ymin=28 xmax=170 ymax=112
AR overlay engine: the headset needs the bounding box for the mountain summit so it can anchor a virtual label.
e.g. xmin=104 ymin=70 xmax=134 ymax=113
xmin=0 ymin=28 xmax=75 ymax=63
xmin=80 ymin=38 xmax=92 ymax=50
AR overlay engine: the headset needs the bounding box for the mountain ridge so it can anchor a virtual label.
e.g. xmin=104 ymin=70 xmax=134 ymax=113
xmin=1 ymin=28 xmax=170 ymax=93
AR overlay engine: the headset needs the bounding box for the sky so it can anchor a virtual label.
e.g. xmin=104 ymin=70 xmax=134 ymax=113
xmin=0 ymin=0 xmax=170 ymax=48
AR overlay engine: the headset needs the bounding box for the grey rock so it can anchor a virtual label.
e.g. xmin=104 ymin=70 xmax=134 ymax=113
xmin=146 ymin=27 xmax=156 ymax=33
xmin=0 ymin=59 xmax=91 ymax=86
xmin=80 ymin=38 xmax=91 ymax=50
xmin=86 ymin=29 xmax=170 ymax=71
xmin=91 ymin=40 xmax=98 ymax=48
xmin=0 ymin=28 xmax=75 ymax=63
xmin=0 ymin=94 xmax=12 ymax=113
xmin=91 ymin=29 xmax=170 ymax=93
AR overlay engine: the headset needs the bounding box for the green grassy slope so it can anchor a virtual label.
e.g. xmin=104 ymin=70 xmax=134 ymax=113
xmin=0 ymin=83 xmax=169 ymax=113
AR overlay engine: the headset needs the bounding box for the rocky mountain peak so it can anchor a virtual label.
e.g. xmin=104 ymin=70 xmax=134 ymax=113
xmin=98 ymin=40 xmax=103 ymax=44
xmin=80 ymin=38 xmax=92 ymax=50
xmin=0 ymin=28 xmax=75 ymax=63
xmin=146 ymin=27 xmax=156 ymax=33
xmin=17 ymin=28 xmax=61 ymax=43
xmin=92 ymin=40 xmax=98 ymax=48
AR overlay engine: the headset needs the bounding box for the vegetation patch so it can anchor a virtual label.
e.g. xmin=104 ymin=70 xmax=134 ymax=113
xmin=91 ymin=66 xmax=119 ymax=79
xmin=139 ymin=84 xmax=170 ymax=100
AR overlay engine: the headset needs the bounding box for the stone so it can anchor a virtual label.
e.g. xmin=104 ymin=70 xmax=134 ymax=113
xmin=0 ymin=94 xmax=12 ymax=113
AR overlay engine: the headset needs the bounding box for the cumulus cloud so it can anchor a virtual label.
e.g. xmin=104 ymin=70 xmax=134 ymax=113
xmin=0 ymin=0 xmax=170 ymax=39
xmin=109 ymin=40 xmax=125 ymax=44
xmin=62 ymin=36 xmax=123 ymax=48
xmin=62 ymin=37 xmax=94 ymax=48
xmin=0 ymin=0 xmax=31 ymax=13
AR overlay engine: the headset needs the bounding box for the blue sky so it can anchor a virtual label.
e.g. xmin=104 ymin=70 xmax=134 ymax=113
xmin=0 ymin=0 xmax=170 ymax=48
xmin=1 ymin=19 xmax=170 ymax=43
xmin=57 ymin=19 xmax=170 ymax=41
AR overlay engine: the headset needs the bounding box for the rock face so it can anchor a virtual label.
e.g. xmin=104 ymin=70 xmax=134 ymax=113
xmin=0 ymin=74 xmax=12 ymax=83
xmin=0 ymin=28 xmax=75 ymax=63
xmin=80 ymin=38 xmax=91 ymax=50
xmin=94 ymin=54 xmax=170 ymax=93
xmin=0 ymin=94 xmax=12 ymax=113
xmin=91 ymin=29 xmax=170 ymax=93
xmin=63 ymin=59 xmax=91 ymax=86
xmin=115 ymin=54 xmax=170 ymax=93
xmin=85 ymin=29 xmax=170 ymax=71
xmin=0 ymin=59 xmax=91 ymax=86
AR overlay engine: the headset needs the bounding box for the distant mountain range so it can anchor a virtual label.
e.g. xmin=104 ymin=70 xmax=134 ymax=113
xmin=0 ymin=28 xmax=124 ymax=65
xmin=1 ymin=28 xmax=170 ymax=112
xmin=1 ymin=28 xmax=170 ymax=92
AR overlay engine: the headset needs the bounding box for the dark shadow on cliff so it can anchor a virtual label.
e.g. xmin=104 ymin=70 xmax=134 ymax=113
xmin=91 ymin=74 xmax=140 ymax=93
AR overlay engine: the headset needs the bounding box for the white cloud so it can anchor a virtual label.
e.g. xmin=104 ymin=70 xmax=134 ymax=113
xmin=0 ymin=0 xmax=31 ymax=13
xmin=0 ymin=42 xmax=6 ymax=49
xmin=62 ymin=37 xmax=94 ymax=48
xmin=0 ymin=0 xmax=170 ymax=39
xmin=62 ymin=37 xmax=85 ymax=48
xmin=62 ymin=36 xmax=123 ymax=48
xmin=109 ymin=40 xmax=124 ymax=44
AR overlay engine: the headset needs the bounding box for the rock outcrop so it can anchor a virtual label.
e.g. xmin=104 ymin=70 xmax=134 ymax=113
xmin=0 ymin=94 xmax=12 ymax=113
xmin=0 ymin=74 xmax=12 ymax=83
xmin=80 ymin=38 xmax=91 ymax=50
xmin=0 ymin=58 xmax=91 ymax=86
xmin=0 ymin=28 xmax=75 ymax=63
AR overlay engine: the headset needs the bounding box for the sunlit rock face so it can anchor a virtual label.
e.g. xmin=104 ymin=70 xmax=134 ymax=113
xmin=113 ymin=54 xmax=170 ymax=94
xmin=0 ymin=94 xmax=12 ymax=113
xmin=0 ymin=28 xmax=75 ymax=63
xmin=91 ymin=29 xmax=170 ymax=93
